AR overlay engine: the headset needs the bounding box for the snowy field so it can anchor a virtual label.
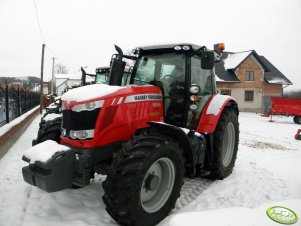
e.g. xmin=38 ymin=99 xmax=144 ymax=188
xmin=0 ymin=112 xmax=300 ymax=226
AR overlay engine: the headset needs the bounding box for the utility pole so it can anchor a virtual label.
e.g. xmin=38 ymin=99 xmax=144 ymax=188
xmin=40 ymin=44 xmax=46 ymax=114
xmin=51 ymin=57 xmax=55 ymax=94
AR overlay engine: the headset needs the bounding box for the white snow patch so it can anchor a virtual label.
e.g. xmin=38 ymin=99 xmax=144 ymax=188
xmin=54 ymin=96 xmax=62 ymax=101
xmin=267 ymin=78 xmax=291 ymax=85
xmin=46 ymin=103 xmax=57 ymax=109
xmin=24 ymin=140 xmax=70 ymax=164
xmin=224 ymin=51 xmax=252 ymax=70
xmin=43 ymin=113 xmax=61 ymax=122
xmin=61 ymin=84 xmax=125 ymax=102
xmin=215 ymin=74 xmax=225 ymax=82
xmin=206 ymin=94 xmax=232 ymax=115
xmin=1 ymin=113 xmax=301 ymax=226
xmin=164 ymin=199 xmax=301 ymax=226
xmin=0 ymin=106 xmax=39 ymax=137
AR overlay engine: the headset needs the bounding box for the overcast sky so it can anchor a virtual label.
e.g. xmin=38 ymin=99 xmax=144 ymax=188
xmin=0 ymin=0 xmax=300 ymax=90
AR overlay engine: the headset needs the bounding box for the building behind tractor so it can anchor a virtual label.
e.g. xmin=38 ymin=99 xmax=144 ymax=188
xmin=23 ymin=43 xmax=239 ymax=226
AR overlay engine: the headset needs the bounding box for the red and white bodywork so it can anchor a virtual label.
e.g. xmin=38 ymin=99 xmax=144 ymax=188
xmin=60 ymin=84 xmax=235 ymax=149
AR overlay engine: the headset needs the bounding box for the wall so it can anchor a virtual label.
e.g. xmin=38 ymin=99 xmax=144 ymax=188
xmin=0 ymin=107 xmax=39 ymax=158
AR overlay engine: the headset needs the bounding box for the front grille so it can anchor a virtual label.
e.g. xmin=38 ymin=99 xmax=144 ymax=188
xmin=62 ymin=108 xmax=100 ymax=132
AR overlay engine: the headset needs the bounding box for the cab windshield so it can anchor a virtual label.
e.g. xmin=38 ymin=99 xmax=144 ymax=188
xmin=132 ymin=53 xmax=186 ymax=126
xmin=133 ymin=53 xmax=185 ymax=85
xmin=131 ymin=52 xmax=214 ymax=128
xmin=95 ymin=71 xmax=109 ymax=84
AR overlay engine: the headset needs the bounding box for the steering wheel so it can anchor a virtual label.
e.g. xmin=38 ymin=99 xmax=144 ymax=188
xmin=163 ymin=74 xmax=172 ymax=79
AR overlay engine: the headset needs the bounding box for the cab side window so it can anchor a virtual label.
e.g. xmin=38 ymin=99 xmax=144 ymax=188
xmin=191 ymin=56 xmax=212 ymax=94
xmin=187 ymin=56 xmax=213 ymax=129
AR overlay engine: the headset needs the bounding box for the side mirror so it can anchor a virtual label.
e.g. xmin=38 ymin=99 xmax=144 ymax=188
xmin=201 ymin=51 xmax=214 ymax=70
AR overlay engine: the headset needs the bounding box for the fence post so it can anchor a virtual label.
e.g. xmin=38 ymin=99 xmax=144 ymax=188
xmin=5 ymin=81 xmax=9 ymax=124
xmin=17 ymin=86 xmax=20 ymax=117
xmin=24 ymin=89 xmax=27 ymax=112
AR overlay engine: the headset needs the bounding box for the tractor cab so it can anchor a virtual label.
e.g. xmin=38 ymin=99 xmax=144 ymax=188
xmin=95 ymin=67 xmax=110 ymax=84
xmin=95 ymin=66 xmax=131 ymax=85
xmin=111 ymin=43 xmax=220 ymax=128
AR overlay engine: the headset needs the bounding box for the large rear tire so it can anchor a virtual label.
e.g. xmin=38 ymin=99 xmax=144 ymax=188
xmin=208 ymin=107 xmax=239 ymax=179
xmin=32 ymin=117 xmax=62 ymax=146
xmin=102 ymin=133 xmax=184 ymax=226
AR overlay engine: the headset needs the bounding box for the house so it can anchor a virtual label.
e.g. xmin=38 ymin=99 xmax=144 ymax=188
xmin=215 ymin=50 xmax=292 ymax=113
xmin=55 ymin=74 xmax=82 ymax=95
xmin=42 ymin=81 xmax=51 ymax=95
xmin=55 ymin=72 xmax=95 ymax=95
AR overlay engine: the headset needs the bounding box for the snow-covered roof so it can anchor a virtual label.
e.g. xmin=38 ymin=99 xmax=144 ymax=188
xmin=215 ymin=51 xmax=292 ymax=85
xmin=223 ymin=51 xmax=252 ymax=70
xmin=55 ymin=73 xmax=81 ymax=80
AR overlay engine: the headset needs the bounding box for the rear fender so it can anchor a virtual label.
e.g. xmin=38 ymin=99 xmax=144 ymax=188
xmin=196 ymin=94 xmax=238 ymax=134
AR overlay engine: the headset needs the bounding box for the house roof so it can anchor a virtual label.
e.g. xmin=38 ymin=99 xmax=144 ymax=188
xmin=258 ymin=55 xmax=293 ymax=85
xmin=215 ymin=51 xmax=292 ymax=85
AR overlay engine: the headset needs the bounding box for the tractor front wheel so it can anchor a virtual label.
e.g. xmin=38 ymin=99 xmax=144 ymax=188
xmin=32 ymin=117 xmax=62 ymax=146
xmin=208 ymin=107 xmax=239 ymax=179
xmin=102 ymin=133 xmax=184 ymax=226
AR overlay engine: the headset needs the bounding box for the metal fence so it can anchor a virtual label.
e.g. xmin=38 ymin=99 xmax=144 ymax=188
xmin=0 ymin=82 xmax=40 ymax=127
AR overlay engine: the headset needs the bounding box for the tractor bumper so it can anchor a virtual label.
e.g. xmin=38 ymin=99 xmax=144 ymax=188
xmin=22 ymin=142 xmax=75 ymax=193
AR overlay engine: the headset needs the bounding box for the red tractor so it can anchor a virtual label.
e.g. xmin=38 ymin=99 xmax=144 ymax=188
xmin=22 ymin=43 xmax=239 ymax=226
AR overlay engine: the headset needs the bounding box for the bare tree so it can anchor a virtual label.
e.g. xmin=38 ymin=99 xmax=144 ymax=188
xmin=55 ymin=63 xmax=68 ymax=74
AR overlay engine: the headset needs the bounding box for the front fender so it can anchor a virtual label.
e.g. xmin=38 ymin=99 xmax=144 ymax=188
xmin=196 ymin=94 xmax=238 ymax=134
xmin=147 ymin=122 xmax=199 ymax=177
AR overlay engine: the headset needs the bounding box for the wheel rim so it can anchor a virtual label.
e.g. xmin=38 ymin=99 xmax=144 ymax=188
xmin=140 ymin=157 xmax=175 ymax=213
xmin=221 ymin=122 xmax=235 ymax=167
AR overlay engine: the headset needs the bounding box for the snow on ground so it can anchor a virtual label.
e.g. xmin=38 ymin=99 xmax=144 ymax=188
xmin=0 ymin=112 xmax=300 ymax=226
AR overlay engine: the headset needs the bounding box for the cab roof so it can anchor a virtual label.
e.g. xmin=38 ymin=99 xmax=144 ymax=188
xmin=135 ymin=43 xmax=205 ymax=54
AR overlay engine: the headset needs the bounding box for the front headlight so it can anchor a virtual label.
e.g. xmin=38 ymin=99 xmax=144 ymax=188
xmin=71 ymin=100 xmax=104 ymax=112
xmin=69 ymin=129 xmax=94 ymax=140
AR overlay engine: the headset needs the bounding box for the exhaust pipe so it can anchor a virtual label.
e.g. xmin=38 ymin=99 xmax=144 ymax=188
xmin=108 ymin=45 xmax=126 ymax=86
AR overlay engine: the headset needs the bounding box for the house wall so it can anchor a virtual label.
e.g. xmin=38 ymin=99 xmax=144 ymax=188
xmin=217 ymin=55 xmax=283 ymax=112
xmin=56 ymin=79 xmax=81 ymax=95
xmin=43 ymin=84 xmax=49 ymax=94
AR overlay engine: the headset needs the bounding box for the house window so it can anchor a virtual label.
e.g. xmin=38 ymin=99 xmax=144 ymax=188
xmin=245 ymin=90 xmax=254 ymax=101
xmin=245 ymin=71 xmax=254 ymax=81
xmin=221 ymin=90 xmax=231 ymax=95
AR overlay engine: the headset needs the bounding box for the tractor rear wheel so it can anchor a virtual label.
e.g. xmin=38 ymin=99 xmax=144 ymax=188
xmin=102 ymin=133 xmax=184 ymax=226
xmin=208 ymin=107 xmax=239 ymax=179
xmin=293 ymin=116 xmax=301 ymax=124
xmin=32 ymin=117 xmax=62 ymax=146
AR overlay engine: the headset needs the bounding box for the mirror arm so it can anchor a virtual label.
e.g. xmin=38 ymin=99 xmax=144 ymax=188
xmin=190 ymin=46 xmax=207 ymax=57
xmin=123 ymin=55 xmax=138 ymax=60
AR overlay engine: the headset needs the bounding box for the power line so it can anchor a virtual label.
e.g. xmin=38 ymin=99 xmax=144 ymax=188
xmin=33 ymin=0 xmax=45 ymax=44
xmin=46 ymin=45 xmax=75 ymax=72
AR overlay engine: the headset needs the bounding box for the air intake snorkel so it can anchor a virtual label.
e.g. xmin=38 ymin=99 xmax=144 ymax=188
xmin=108 ymin=45 xmax=126 ymax=86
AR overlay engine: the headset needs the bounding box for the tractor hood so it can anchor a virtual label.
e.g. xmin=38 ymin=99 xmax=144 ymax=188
xmin=61 ymin=84 xmax=125 ymax=103
xmin=61 ymin=83 xmax=162 ymax=111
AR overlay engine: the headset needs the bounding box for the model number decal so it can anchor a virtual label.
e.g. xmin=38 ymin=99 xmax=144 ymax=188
xmin=124 ymin=94 xmax=162 ymax=103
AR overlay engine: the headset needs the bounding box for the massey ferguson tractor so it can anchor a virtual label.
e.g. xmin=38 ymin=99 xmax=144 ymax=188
xmin=22 ymin=43 xmax=239 ymax=226
xmin=33 ymin=65 xmax=132 ymax=146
